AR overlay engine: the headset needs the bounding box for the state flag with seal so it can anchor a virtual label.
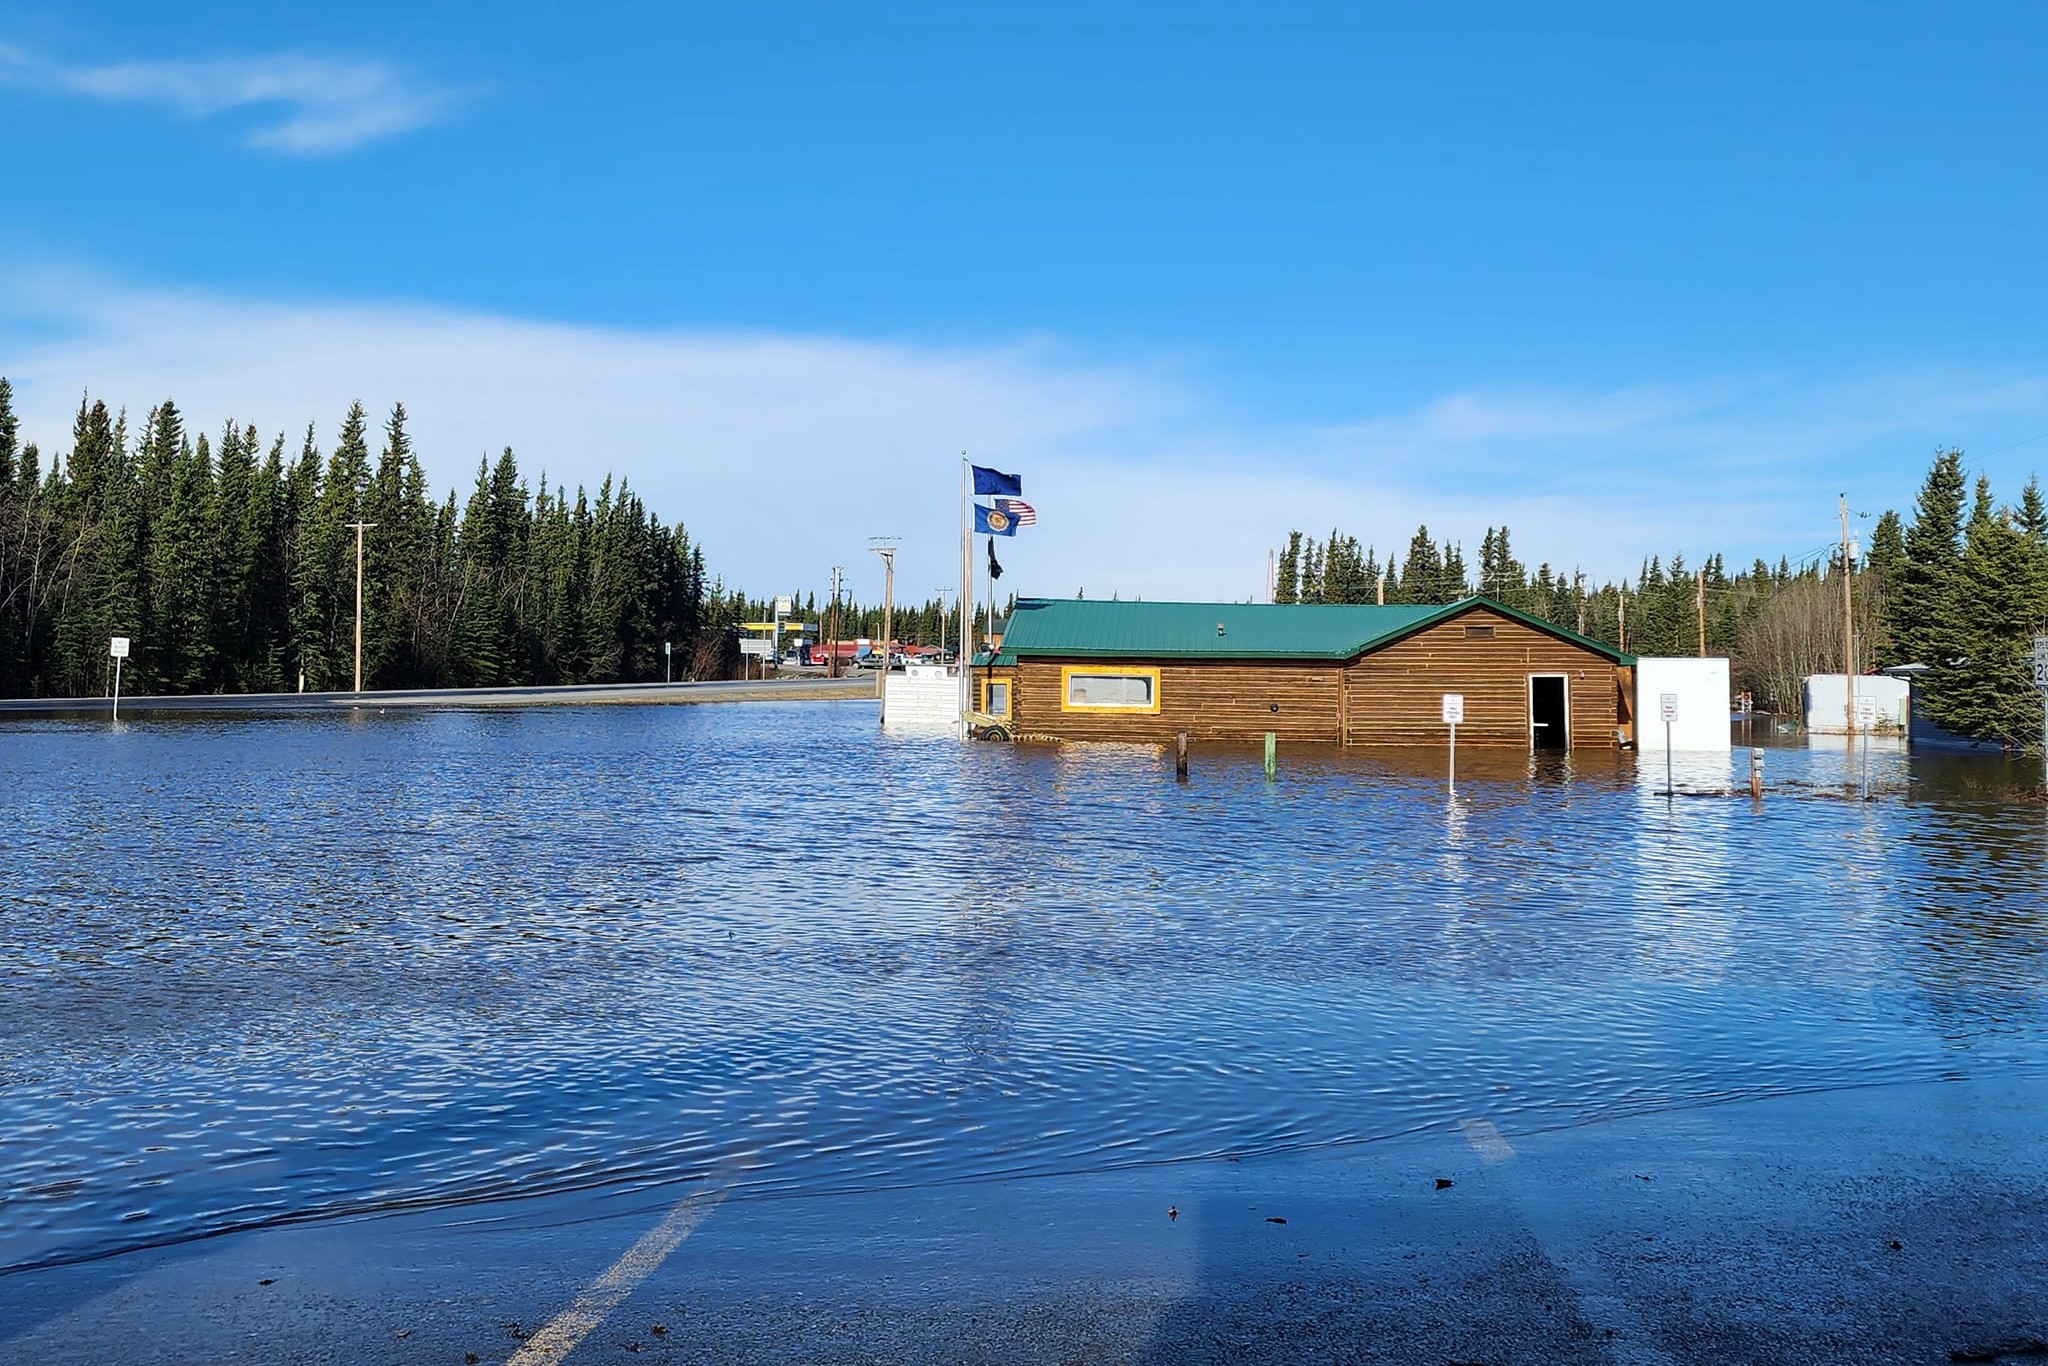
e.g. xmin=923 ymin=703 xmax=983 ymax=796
xmin=974 ymin=503 xmax=1019 ymax=536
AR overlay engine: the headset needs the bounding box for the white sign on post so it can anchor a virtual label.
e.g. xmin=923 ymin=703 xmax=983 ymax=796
xmin=1855 ymin=694 xmax=1878 ymax=729
xmin=1441 ymin=694 xmax=1464 ymax=725
xmin=738 ymin=639 xmax=771 ymax=657
xmin=775 ymin=595 xmax=793 ymax=616
xmin=1659 ymin=693 xmax=1678 ymax=723
xmin=2032 ymin=635 xmax=2048 ymax=690
xmin=109 ymin=636 xmax=129 ymax=726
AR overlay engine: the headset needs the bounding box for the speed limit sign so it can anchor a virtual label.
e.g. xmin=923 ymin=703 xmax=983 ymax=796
xmin=2033 ymin=635 xmax=2048 ymax=690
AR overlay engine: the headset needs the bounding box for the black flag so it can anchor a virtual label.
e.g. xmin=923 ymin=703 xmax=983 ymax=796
xmin=987 ymin=537 xmax=1004 ymax=580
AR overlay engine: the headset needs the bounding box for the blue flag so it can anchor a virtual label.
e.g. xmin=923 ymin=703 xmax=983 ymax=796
xmin=975 ymin=503 xmax=1020 ymax=536
xmin=972 ymin=465 xmax=1022 ymax=497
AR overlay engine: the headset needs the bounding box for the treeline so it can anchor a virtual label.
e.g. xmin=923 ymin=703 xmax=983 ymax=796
xmin=1277 ymin=447 xmax=2048 ymax=750
xmin=1274 ymin=520 xmax=1891 ymax=709
xmin=0 ymin=380 xmax=742 ymax=697
xmin=1887 ymin=449 xmax=2048 ymax=752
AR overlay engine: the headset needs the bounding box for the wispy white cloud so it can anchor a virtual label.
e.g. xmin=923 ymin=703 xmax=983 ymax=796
xmin=6 ymin=270 xmax=2048 ymax=604
xmin=0 ymin=41 xmax=458 ymax=153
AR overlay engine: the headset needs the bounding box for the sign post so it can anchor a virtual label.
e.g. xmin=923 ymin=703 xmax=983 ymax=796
xmin=1659 ymin=693 xmax=1678 ymax=802
xmin=1855 ymin=693 xmax=1878 ymax=798
xmin=2031 ymin=635 xmax=2048 ymax=793
xmin=1442 ymin=694 xmax=1464 ymax=795
xmin=109 ymin=637 xmax=130 ymax=725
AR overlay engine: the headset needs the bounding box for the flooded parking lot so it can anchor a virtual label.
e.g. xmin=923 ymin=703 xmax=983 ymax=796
xmin=2 ymin=703 xmax=2045 ymax=1291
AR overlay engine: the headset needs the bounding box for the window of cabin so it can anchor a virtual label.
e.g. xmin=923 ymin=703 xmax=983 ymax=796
xmin=982 ymin=680 xmax=1011 ymax=717
xmin=1060 ymin=666 xmax=1161 ymax=713
xmin=1463 ymin=624 xmax=1495 ymax=639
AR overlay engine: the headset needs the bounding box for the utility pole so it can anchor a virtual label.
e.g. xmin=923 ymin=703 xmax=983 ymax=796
xmin=346 ymin=520 xmax=376 ymax=693
xmin=1697 ymin=568 xmax=1707 ymax=658
xmin=1841 ymin=494 xmax=1856 ymax=748
xmin=936 ymin=588 xmax=953 ymax=662
xmin=870 ymin=539 xmax=897 ymax=713
xmin=827 ymin=566 xmax=843 ymax=678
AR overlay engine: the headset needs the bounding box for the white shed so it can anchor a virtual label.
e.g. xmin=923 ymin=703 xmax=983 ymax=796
xmin=1634 ymin=657 xmax=1732 ymax=752
xmin=1802 ymin=674 xmax=1908 ymax=734
xmin=882 ymin=664 xmax=962 ymax=731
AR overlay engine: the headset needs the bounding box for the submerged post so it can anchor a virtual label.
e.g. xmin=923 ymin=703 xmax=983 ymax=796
xmin=1659 ymin=692 xmax=1678 ymax=802
xmin=1442 ymin=693 xmax=1463 ymax=796
xmin=1263 ymin=732 xmax=1277 ymax=780
xmin=1176 ymin=731 xmax=1189 ymax=781
xmin=1856 ymin=693 xmax=1876 ymax=799
xmin=1749 ymin=748 xmax=1763 ymax=801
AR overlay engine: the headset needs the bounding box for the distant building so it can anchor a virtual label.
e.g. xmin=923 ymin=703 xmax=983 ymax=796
xmin=972 ymin=595 xmax=1634 ymax=748
xmin=1802 ymin=674 xmax=1909 ymax=734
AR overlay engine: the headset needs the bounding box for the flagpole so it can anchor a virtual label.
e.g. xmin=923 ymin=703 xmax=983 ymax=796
xmin=986 ymin=535 xmax=996 ymax=713
xmin=960 ymin=454 xmax=971 ymax=731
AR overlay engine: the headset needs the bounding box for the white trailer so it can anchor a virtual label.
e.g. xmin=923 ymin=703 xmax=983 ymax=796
xmin=1802 ymin=674 xmax=1908 ymax=734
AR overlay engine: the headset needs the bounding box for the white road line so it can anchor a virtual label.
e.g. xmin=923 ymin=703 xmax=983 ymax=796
xmin=506 ymin=1155 xmax=754 ymax=1366
xmin=1457 ymin=1117 xmax=1516 ymax=1164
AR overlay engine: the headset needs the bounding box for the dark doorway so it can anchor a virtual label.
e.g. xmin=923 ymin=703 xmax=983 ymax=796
xmin=1530 ymin=675 xmax=1568 ymax=751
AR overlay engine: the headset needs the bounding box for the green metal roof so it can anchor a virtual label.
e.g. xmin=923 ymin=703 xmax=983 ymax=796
xmin=997 ymin=595 xmax=1633 ymax=664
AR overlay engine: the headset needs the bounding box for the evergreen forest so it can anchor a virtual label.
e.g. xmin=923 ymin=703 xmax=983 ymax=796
xmin=0 ymin=380 xmax=976 ymax=700
xmin=0 ymin=383 xmax=733 ymax=697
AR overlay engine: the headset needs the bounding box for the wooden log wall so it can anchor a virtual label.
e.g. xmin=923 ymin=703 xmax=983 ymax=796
xmin=1342 ymin=607 xmax=1621 ymax=748
xmin=1009 ymin=659 xmax=1344 ymax=743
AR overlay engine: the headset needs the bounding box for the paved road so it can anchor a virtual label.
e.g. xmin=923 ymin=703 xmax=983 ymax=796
xmin=3 ymin=1072 xmax=2043 ymax=1364
xmin=0 ymin=675 xmax=879 ymax=714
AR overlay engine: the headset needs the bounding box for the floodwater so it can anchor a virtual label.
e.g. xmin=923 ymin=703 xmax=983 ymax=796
xmin=2 ymin=704 xmax=2045 ymax=1278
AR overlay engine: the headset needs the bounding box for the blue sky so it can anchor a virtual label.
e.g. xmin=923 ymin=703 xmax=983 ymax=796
xmin=5 ymin=3 xmax=2048 ymax=602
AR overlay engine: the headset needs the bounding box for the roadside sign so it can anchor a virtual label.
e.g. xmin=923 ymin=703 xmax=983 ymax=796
xmin=1441 ymin=694 xmax=1464 ymax=725
xmin=775 ymin=595 xmax=793 ymax=615
xmin=1855 ymin=695 xmax=1878 ymax=728
xmin=1659 ymin=693 xmax=1678 ymax=723
xmin=738 ymin=639 xmax=771 ymax=657
xmin=109 ymin=637 xmax=130 ymax=659
xmin=2033 ymin=635 xmax=2048 ymax=690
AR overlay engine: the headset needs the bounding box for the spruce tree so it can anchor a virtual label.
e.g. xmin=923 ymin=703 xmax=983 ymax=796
xmin=1275 ymin=530 xmax=1302 ymax=604
xmin=1891 ymin=447 xmax=1967 ymax=670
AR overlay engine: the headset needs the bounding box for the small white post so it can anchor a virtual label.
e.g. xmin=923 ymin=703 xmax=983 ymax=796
xmin=1659 ymin=692 xmax=1678 ymax=802
xmin=1855 ymin=693 xmax=1877 ymax=799
xmin=1442 ymin=694 xmax=1464 ymax=795
xmin=109 ymin=636 xmax=130 ymax=726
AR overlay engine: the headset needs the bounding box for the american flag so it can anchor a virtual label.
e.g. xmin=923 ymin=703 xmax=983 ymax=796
xmin=995 ymin=497 xmax=1037 ymax=526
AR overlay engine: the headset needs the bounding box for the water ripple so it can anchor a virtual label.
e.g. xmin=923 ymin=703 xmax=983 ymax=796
xmin=2 ymin=707 xmax=2045 ymax=1273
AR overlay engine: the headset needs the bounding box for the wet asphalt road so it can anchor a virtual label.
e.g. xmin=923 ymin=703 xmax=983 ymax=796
xmin=3 ymin=1072 xmax=2042 ymax=1365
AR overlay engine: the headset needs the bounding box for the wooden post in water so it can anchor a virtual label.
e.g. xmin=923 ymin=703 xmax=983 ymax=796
xmin=1175 ymin=731 xmax=1189 ymax=781
xmin=1749 ymin=748 xmax=1764 ymax=801
xmin=1263 ymin=732 xmax=1277 ymax=780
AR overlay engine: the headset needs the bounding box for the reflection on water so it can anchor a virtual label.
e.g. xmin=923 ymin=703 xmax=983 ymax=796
xmin=2 ymin=707 xmax=2046 ymax=1274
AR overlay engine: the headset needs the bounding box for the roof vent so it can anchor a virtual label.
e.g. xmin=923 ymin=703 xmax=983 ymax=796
xmin=1216 ymin=622 xmax=1227 ymax=637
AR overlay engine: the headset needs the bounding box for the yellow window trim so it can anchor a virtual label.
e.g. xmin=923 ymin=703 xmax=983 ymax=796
xmin=979 ymin=678 xmax=1011 ymax=717
xmin=1059 ymin=664 xmax=1162 ymax=714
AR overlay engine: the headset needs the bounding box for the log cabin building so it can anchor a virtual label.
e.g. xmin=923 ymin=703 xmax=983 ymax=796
xmin=973 ymin=595 xmax=1636 ymax=749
